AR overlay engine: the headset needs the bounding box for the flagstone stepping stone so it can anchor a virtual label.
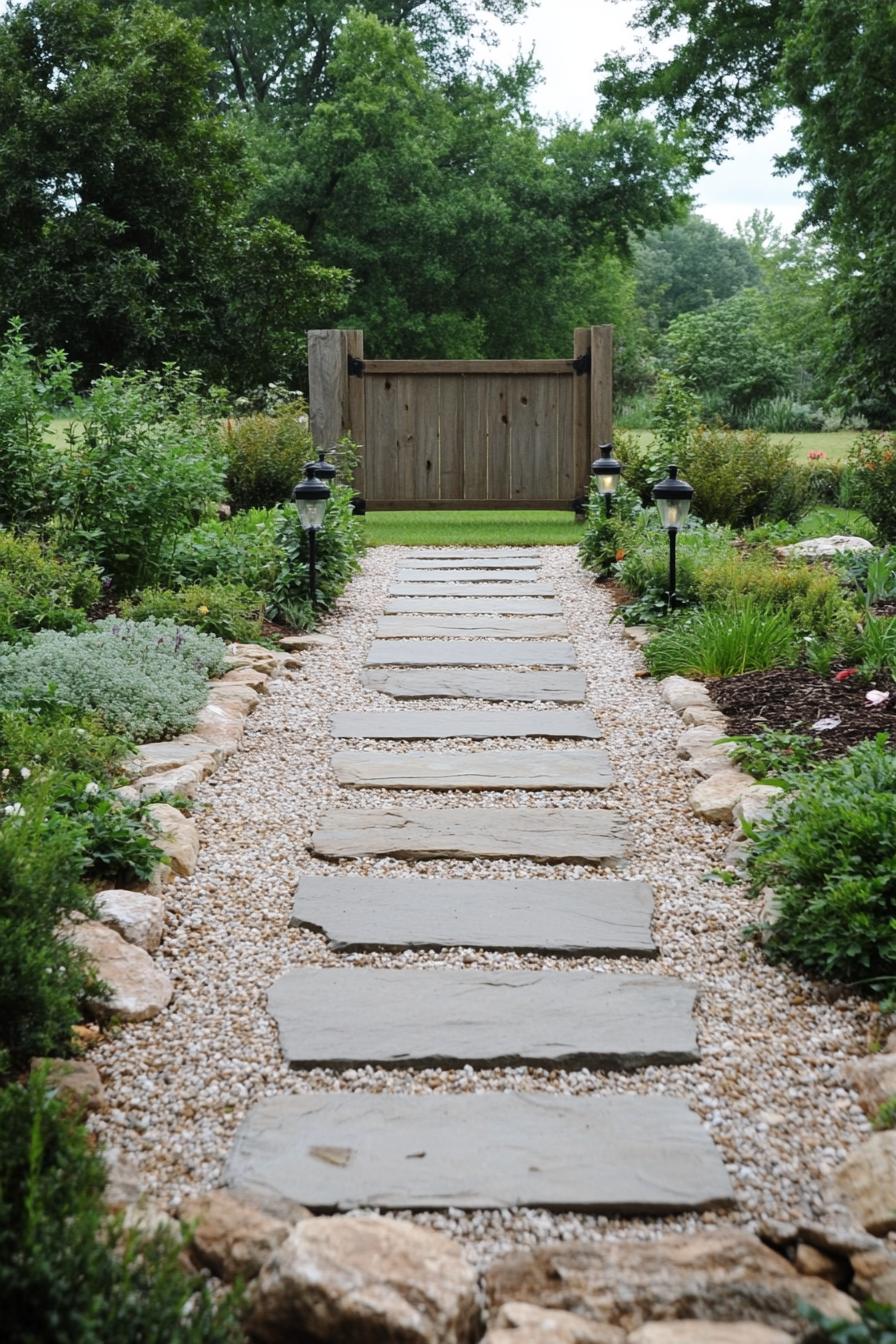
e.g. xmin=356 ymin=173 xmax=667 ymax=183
xmin=376 ymin=616 xmax=568 ymax=639
xmin=311 ymin=806 xmax=626 ymax=862
xmin=330 ymin=710 xmax=601 ymax=738
xmin=398 ymin=557 xmax=540 ymax=569
xmin=365 ymin=640 xmax=577 ymax=667
xmin=395 ymin=569 xmax=544 ymax=583
xmin=384 ymin=597 xmax=563 ymax=614
xmin=268 ymin=968 xmax=697 ymax=1071
xmin=331 ymin=748 xmax=613 ymax=790
xmin=290 ymin=875 xmax=654 ymax=956
xmin=225 ymin=1093 xmax=733 ymax=1214
xmin=390 ymin=582 xmax=556 ymax=596
xmin=361 ymin=668 xmax=587 ymax=702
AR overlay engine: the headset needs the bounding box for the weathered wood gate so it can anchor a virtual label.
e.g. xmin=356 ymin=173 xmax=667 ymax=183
xmin=308 ymin=326 xmax=612 ymax=509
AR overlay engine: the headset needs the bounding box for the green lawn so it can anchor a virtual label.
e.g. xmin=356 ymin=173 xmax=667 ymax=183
xmin=628 ymin=428 xmax=857 ymax=462
xmin=363 ymin=509 xmax=581 ymax=546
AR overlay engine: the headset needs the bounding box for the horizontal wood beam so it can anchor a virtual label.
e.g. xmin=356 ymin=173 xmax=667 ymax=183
xmin=362 ymin=359 xmax=576 ymax=376
xmin=364 ymin=500 xmax=580 ymax=511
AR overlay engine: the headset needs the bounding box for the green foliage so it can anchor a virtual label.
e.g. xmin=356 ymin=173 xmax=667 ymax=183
xmin=0 ymin=618 xmax=226 ymax=743
xmin=170 ymin=509 xmax=280 ymax=590
xmin=850 ymin=434 xmax=896 ymax=543
xmin=848 ymin=617 xmax=896 ymax=685
xmin=748 ymin=735 xmax=896 ymax=990
xmin=695 ymin=552 xmax=859 ymax=638
xmin=120 ymin=583 xmax=264 ymax=644
xmin=633 ymin=213 xmax=760 ymax=330
xmin=268 ymin=463 xmax=366 ymax=629
xmin=0 ymin=320 xmax=75 ymax=532
xmin=0 ymin=1072 xmax=245 ymax=1341
xmin=724 ymin=729 xmax=825 ymax=784
xmin=59 ymin=368 xmax=227 ymax=591
xmin=836 ymin=548 xmax=896 ymax=606
xmin=746 ymin=506 xmax=876 ymax=547
xmin=578 ymin=480 xmax=642 ymax=578
xmin=644 ymin=601 xmax=799 ymax=679
xmin=0 ymin=699 xmax=131 ymax=786
xmin=0 ymin=796 xmax=96 ymax=1070
xmin=676 ymin=424 xmax=797 ymax=529
xmin=0 ymin=531 xmax=101 ymax=643
xmin=806 ymin=1300 xmax=896 ymax=1341
xmin=664 ymin=290 xmax=791 ymax=413
xmin=872 ymin=1097 xmax=896 ymax=1133
xmin=224 ymin=404 xmax=314 ymax=512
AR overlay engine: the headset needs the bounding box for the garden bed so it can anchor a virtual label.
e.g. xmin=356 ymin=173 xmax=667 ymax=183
xmin=709 ymin=666 xmax=896 ymax=756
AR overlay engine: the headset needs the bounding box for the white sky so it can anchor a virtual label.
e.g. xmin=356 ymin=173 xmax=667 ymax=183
xmin=485 ymin=0 xmax=804 ymax=236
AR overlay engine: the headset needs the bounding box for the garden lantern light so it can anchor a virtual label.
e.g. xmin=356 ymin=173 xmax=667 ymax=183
xmin=292 ymin=463 xmax=331 ymax=607
xmin=591 ymin=443 xmax=622 ymax=517
xmin=312 ymin=448 xmax=337 ymax=484
xmin=652 ymin=464 xmax=695 ymax=611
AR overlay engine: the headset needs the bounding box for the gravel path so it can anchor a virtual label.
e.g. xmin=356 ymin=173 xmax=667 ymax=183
xmin=88 ymin=546 xmax=873 ymax=1267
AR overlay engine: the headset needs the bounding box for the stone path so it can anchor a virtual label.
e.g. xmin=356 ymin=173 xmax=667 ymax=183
xmin=228 ymin=546 xmax=733 ymax=1218
xmin=289 ymin=875 xmax=654 ymax=955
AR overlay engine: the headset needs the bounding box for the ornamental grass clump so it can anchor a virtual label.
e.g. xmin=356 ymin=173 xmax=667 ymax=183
xmin=644 ymin=600 xmax=799 ymax=679
xmin=748 ymin=735 xmax=896 ymax=990
xmin=0 ymin=618 xmax=226 ymax=742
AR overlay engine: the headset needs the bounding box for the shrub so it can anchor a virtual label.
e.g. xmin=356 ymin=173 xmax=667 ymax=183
xmin=748 ymin=734 xmax=896 ymax=989
xmin=836 ymin=547 xmax=896 ymax=605
xmin=0 ymin=796 xmax=96 ymax=1070
xmin=850 ymin=431 xmax=896 ymax=542
xmin=170 ymin=509 xmax=280 ymax=590
xmin=0 ymin=319 xmax=75 ymax=533
xmin=0 ymin=619 xmax=226 ymax=743
xmin=675 ymin=424 xmax=796 ymax=528
xmin=663 ymin=289 xmax=791 ymax=413
xmin=578 ymin=480 xmax=642 ymax=578
xmin=0 ymin=531 xmax=101 ymax=643
xmin=121 ymin=582 xmax=264 ymax=643
xmin=746 ymin=506 xmax=877 ymax=546
xmin=223 ymin=403 xmax=314 ymax=511
xmin=0 ymin=699 xmax=131 ymax=785
xmin=644 ymin=600 xmax=799 ymax=679
xmin=695 ymin=552 xmax=860 ymax=638
xmin=848 ymin=616 xmax=896 ymax=683
xmin=0 ymin=1073 xmax=244 ymax=1342
xmin=59 ymin=368 xmax=226 ymax=591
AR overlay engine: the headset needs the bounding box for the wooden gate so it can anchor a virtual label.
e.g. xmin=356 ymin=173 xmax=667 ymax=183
xmin=308 ymin=326 xmax=612 ymax=509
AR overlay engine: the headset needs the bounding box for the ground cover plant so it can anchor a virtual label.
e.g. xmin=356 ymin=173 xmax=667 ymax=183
xmin=0 ymin=1073 xmax=244 ymax=1342
xmin=120 ymin=582 xmax=264 ymax=644
xmin=0 ymin=531 xmax=100 ymax=643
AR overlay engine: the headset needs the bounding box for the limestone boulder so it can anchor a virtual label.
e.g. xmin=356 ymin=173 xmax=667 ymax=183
xmin=208 ymin=682 xmax=261 ymax=717
xmin=485 ymin=1302 xmax=623 ymax=1342
xmin=793 ymin=1243 xmax=846 ymax=1285
xmin=280 ymin=634 xmax=338 ymax=651
xmin=850 ymin=1246 xmax=896 ymax=1303
xmin=484 ymin=1231 xmax=857 ymax=1338
xmin=834 ymin=1133 xmax=896 ymax=1234
xmin=192 ymin=704 xmax=245 ymax=755
xmin=179 ymin=1189 xmax=292 ymax=1283
xmin=31 ymin=1057 xmax=105 ymax=1111
xmin=67 ymin=922 xmax=173 ymax=1022
xmin=221 ymin=666 xmax=270 ymax=693
xmin=126 ymin=739 xmax=219 ymax=779
xmin=146 ymin=803 xmax=200 ymax=877
xmin=681 ymin=705 xmax=730 ymax=730
xmin=676 ymin=725 xmax=731 ymax=759
xmin=690 ymin=769 xmax=756 ymax=824
xmin=103 ymin=1155 xmax=144 ymax=1211
xmin=628 ymin=1326 xmax=794 ymax=1344
xmin=94 ymin=889 xmax=164 ymax=952
xmin=247 ymin=1216 xmax=480 ymax=1343
xmin=842 ymin=1054 xmax=896 ymax=1117
xmin=622 ymin=627 xmax=653 ymax=649
xmin=777 ymin=536 xmax=875 ymax=560
xmin=658 ymin=676 xmax=713 ymax=715
xmin=733 ymin=786 xmax=788 ymax=832
xmin=137 ymin=759 xmax=211 ymax=801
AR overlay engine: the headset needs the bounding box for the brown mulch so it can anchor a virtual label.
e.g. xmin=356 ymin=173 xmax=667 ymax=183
xmin=708 ymin=666 xmax=896 ymax=757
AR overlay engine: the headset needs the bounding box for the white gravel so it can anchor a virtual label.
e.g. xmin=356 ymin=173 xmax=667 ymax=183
xmin=88 ymin=545 xmax=873 ymax=1268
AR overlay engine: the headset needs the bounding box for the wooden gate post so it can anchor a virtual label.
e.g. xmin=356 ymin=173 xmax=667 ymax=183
xmin=572 ymin=327 xmax=592 ymax=497
xmin=590 ymin=324 xmax=614 ymax=450
xmin=308 ymin=329 xmax=366 ymax=494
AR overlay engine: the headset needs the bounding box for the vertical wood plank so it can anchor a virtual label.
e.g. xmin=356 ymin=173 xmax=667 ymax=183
xmin=463 ymin=377 xmax=488 ymax=499
xmin=413 ymin=376 xmax=440 ymax=501
xmin=487 ymin=378 xmax=511 ymax=500
xmin=367 ymin=375 xmax=398 ymax=503
xmin=572 ymin=327 xmax=591 ymax=500
xmin=395 ymin=375 xmax=415 ymax=502
xmin=345 ymin=329 xmax=366 ymax=496
xmin=308 ymin=329 xmax=347 ymax=456
xmin=591 ymin=324 xmax=614 ymax=451
xmin=439 ymin=376 xmax=464 ymax=500
xmin=557 ymin=374 xmax=575 ymax=501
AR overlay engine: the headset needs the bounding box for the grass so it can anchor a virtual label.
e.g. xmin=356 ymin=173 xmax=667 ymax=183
xmin=362 ymin=509 xmax=581 ymax=546
xmin=628 ymin=428 xmax=856 ymax=462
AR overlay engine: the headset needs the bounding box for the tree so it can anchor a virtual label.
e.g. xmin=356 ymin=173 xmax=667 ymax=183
xmin=633 ymin=213 xmax=759 ymax=331
xmin=252 ymin=10 xmax=690 ymax=359
xmin=169 ymin=0 xmax=530 ymax=110
xmin=663 ymin=289 xmax=791 ymax=414
xmin=0 ymin=0 xmax=349 ymax=386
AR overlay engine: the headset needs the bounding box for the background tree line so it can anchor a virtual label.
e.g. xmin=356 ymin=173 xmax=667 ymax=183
xmin=0 ymin=0 xmax=892 ymax=423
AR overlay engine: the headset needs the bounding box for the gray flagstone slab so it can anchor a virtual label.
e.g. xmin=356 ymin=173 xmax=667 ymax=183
xmin=365 ymin=640 xmax=577 ymax=667
xmin=375 ymin=616 xmax=568 ymax=639
xmin=383 ymin=597 xmax=563 ymax=614
xmin=330 ymin=710 xmax=601 ymax=738
xmin=290 ymin=875 xmax=654 ymax=956
xmin=405 ymin=550 xmax=538 ymax=560
xmin=360 ymin=668 xmax=587 ymax=702
xmin=395 ymin=569 xmax=543 ymax=583
xmin=390 ymin=582 xmax=556 ymax=596
xmin=396 ymin=557 xmax=540 ymax=569
xmin=267 ymin=968 xmax=698 ymax=1071
xmin=225 ymin=1093 xmax=733 ymax=1214
xmin=331 ymin=748 xmax=613 ymax=790
xmin=310 ymin=805 xmax=626 ymax=862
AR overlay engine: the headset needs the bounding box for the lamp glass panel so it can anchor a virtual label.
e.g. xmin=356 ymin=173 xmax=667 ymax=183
xmin=595 ymin=471 xmax=618 ymax=496
xmin=296 ymin=497 xmax=328 ymax=531
xmin=656 ymin=497 xmax=691 ymax=530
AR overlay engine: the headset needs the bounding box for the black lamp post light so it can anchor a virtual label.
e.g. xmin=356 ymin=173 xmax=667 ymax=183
xmin=591 ymin=443 xmax=622 ymax=517
xmin=312 ymin=448 xmax=337 ymax=484
xmin=292 ymin=462 xmax=332 ymax=607
xmin=651 ymin=464 xmax=695 ymax=612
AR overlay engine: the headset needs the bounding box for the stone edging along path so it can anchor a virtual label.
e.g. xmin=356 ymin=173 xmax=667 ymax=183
xmin=79 ymin=547 xmax=881 ymax=1310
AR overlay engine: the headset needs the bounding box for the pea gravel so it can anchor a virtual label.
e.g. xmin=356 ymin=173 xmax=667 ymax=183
xmin=87 ymin=545 xmax=873 ymax=1267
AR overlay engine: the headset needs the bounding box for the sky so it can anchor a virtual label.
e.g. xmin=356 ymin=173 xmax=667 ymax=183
xmin=485 ymin=0 xmax=805 ymax=236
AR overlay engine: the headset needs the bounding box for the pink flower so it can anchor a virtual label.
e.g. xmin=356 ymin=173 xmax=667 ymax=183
xmin=807 ymin=450 xmax=826 ymax=461
xmin=834 ymin=668 xmax=857 ymax=682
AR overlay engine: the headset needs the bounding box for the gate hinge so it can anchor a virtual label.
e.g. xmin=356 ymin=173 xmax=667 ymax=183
xmin=572 ymin=349 xmax=591 ymax=375
xmin=348 ymin=354 xmax=365 ymax=377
